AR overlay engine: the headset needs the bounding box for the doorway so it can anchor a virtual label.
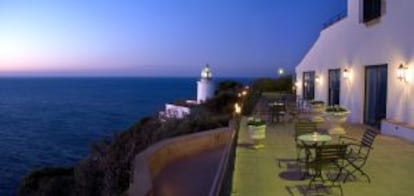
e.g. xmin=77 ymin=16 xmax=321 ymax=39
xmin=328 ymin=69 xmax=341 ymax=106
xmin=364 ymin=64 xmax=387 ymax=128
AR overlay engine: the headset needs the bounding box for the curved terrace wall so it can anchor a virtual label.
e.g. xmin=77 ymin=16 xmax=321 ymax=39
xmin=128 ymin=127 xmax=233 ymax=196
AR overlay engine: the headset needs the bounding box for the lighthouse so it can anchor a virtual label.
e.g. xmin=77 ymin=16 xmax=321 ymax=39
xmin=197 ymin=64 xmax=215 ymax=103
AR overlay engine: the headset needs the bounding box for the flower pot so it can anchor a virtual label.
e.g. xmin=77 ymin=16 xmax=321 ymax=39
xmin=325 ymin=111 xmax=350 ymax=135
xmin=247 ymin=125 xmax=266 ymax=149
xmin=310 ymin=104 xmax=325 ymax=122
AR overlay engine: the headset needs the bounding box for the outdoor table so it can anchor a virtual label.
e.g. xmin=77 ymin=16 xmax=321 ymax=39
xmin=297 ymin=133 xmax=332 ymax=179
xmin=268 ymin=102 xmax=284 ymax=107
xmin=297 ymin=133 xmax=332 ymax=143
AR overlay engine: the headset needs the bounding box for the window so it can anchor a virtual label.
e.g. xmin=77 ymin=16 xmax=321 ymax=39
xmin=302 ymin=71 xmax=315 ymax=100
xmin=363 ymin=0 xmax=381 ymax=23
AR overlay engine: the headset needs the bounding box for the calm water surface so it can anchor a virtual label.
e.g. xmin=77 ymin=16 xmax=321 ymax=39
xmin=0 ymin=77 xmax=201 ymax=195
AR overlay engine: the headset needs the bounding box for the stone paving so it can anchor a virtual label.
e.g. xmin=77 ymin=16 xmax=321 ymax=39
xmin=231 ymin=99 xmax=414 ymax=196
xmin=153 ymin=146 xmax=225 ymax=196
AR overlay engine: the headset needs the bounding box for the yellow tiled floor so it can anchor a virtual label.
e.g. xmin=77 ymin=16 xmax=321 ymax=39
xmin=232 ymin=115 xmax=414 ymax=196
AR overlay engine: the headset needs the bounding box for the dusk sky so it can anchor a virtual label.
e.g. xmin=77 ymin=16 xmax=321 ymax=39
xmin=0 ymin=0 xmax=346 ymax=77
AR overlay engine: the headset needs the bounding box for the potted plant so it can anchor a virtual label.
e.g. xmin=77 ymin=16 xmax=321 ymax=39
xmin=324 ymin=105 xmax=350 ymax=135
xmin=309 ymin=100 xmax=325 ymax=122
xmin=247 ymin=117 xmax=266 ymax=149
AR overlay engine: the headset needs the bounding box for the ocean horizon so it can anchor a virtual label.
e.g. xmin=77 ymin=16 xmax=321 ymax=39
xmin=0 ymin=77 xmax=250 ymax=195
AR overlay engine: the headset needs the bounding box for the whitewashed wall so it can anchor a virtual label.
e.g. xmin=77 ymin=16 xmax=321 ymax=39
xmin=197 ymin=80 xmax=215 ymax=103
xmin=165 ymin=104 xmax=190 ymax=119
xmin=296 ymin=0 xmax=414 ymax=124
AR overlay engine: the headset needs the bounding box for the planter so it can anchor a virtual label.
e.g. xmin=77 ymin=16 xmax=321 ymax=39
xmin=325 ymin=111 xmax=350 ymax=135
xmin=310 ymin=104 xmax=325 ymax=123
xmin=247 ymin=125 xmax=266 ymax=149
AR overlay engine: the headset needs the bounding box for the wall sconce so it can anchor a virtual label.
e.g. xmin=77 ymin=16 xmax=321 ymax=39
xmin=292 ymin=81 xmax=299 ymax=91
xmin=397 ymin=64 xmax=408 ymax=82
xmin=234 ymin=103 xmax=241 ymax=114
xmin=343 ymin=68 xmax=349 ymax=79
xmin=315 ymin=75 xmax=321 ymax=83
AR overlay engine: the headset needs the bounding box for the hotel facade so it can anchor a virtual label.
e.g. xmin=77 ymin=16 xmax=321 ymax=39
xmin=296 ymin=0 xmax=414 ymax=140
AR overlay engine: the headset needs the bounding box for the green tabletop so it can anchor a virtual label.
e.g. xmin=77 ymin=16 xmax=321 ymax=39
xmin=298 ymin=133 xmax=332 ymax=142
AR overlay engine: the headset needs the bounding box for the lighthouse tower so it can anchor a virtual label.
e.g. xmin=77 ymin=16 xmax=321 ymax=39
xmin=197 ymin=64 xmax=215 ymax=103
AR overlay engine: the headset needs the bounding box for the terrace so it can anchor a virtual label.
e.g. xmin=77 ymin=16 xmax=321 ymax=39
xmin=230 ymin=97 xmax=414 ymax=196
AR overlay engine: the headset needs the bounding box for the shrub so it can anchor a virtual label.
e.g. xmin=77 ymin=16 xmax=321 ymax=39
xmin=215 ymin=80 xmax=244 ymax=95
xmin=325 ymin=105 xmax=348 ymax=112
xmin=309 ymin=100 xmax=325 ymax=105
xmin=250 ymin=76 xmax=293 ymax=93
xmin=19 ymin=167 xmax=75 ymax=196
xmin=242 ymin=92 xmax=261 ymax=116
xmin=246 ymin=117 xmax=266 ymax=126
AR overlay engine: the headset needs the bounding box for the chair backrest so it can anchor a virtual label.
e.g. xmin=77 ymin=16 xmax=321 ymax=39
xmin=273 ymin=104 xmax=286 ymax=113
xmin=294 ymin=122 xmax=317 ymax=139
xmin=360 ymin=127 xmax=379 ymax=148
xmin=315 ymin=144 xmax=348 ymax=165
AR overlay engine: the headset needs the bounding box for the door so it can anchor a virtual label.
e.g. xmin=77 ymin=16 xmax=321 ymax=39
xmin=364 ymin=65 xmax=387 ymax=128
xmin=302 ymin=71 xmax=315 ymax=100
xmin=328 ymin=69 xmax=341 ymax=106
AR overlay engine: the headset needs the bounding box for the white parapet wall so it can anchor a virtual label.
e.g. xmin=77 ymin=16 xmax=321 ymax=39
xmin=381 ymin=119 xmax=414 ymax=143
xmin=128 ymin=127 xmax=233 ymax=196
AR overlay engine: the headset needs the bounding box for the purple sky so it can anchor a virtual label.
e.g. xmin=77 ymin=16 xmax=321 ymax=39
xmin=0 ymin=0 xmax=346 ymax=77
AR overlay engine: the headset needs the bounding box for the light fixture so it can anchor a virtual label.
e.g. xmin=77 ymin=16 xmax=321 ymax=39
xmin=292 ymin=80 xmax=298 ymax=91
xmin=234 ymin=103 xmax=241 ymax=114
xmin=343 ymin=68 xmax=349 ymax=79
xmin=315 ymin=75 xmax=321 ymax=83
xmin=397 ymin=64 xmax=408 ymax=82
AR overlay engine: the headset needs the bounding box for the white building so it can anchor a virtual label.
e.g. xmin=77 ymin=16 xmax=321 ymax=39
xmin=159 ymin=65 xmax=215 ymax=120
xmin=197 ymin=64 xmax=215 ymax=103
xmin=159 ymin=102 xmax=195 ymax=120
xmin=296 ymin=0 xmax=414 ymax=141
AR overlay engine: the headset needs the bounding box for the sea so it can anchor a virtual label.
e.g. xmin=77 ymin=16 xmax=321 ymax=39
xmin=0 ymin=77 xmax=249 ymax=195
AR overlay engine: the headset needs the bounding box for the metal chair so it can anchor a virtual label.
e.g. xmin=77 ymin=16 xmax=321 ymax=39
xmin=338 ymin=127 xmax=379 ymax=183
xmin=294 ymin=122 xmax=318 ymax=163
xmin=307 ymin=144 xmax=348 ymax=195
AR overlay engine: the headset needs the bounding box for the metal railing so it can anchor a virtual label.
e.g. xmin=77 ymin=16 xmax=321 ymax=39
xmin=322 ymin=11 xmax=347 ymax=29
xmin=208 ymin=118 xmax=240 ymax=196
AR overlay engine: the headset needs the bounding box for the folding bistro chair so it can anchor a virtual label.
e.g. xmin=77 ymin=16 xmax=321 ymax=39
xmin=307 ymin=144 xmax=348 ymax=195
xmin=294 ymin=122 xmax=318 ymax=163
xmin=338 ymin=127 xmax=379 ymax=183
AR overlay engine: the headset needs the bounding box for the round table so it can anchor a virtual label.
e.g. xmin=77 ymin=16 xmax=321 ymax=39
xmin=297 ymin=133 xmax=332 ymax=179
xmin=297 ymin=133 xmax=332 ymax=143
